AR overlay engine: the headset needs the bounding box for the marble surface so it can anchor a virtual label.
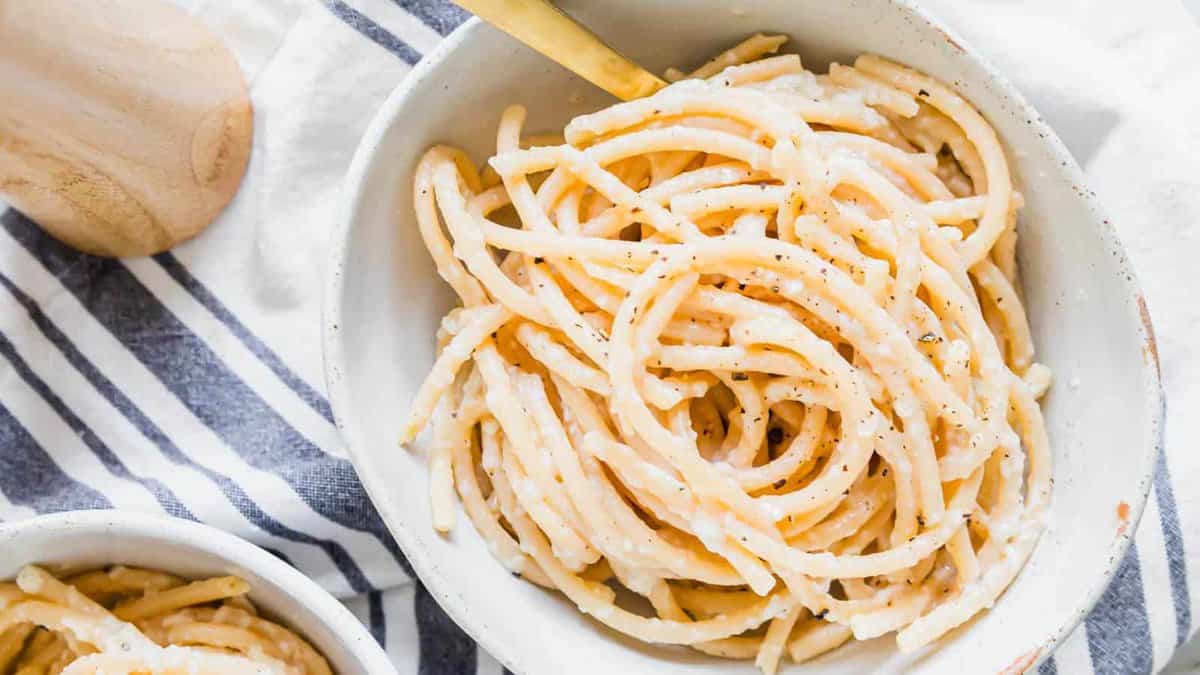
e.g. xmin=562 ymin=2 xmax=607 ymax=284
xmin=1124 ymin=1 xmax=1198 ymax=672
xmin=1143 ymin=1 xmax=1199 ymax=670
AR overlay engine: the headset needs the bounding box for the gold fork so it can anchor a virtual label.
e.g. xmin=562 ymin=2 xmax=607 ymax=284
xmin=453 ymin=0 xmax=667 ymax=101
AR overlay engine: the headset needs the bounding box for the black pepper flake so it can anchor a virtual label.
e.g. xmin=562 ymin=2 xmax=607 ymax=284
xmin=533 ymin=257 xmax=544 ymax=264
xmin=738 ymin=283 xmax=747 ymax=291
xmin=918 ymin=88 xmax=931 ymax=97
xmin=773 ymin=479 xmax=787 ymax=489
xmin=768 ymin=428 xmax=784 ymax=444
xmin=916 ymin=515 xmax=926 ymax=527
xmin=919 ymin=332 xmax=938 ymax=343
xmin=774 ymin=254 xmax=783 ymax=261
xmin=814 ymin=609 xmax=829 ymax=620
xmin=731 ymin=372 xmax=749 ymax=381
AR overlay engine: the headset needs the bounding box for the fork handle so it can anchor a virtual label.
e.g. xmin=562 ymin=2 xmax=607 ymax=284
xmin=453 ymin=0 xmax=665 ymax=101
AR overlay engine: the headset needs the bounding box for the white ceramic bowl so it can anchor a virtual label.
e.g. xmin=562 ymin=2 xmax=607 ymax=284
xmin=0 ymin=510 xmax=396 ymax=675
xmin=324 ymin=1 xmax=1164 ymax=672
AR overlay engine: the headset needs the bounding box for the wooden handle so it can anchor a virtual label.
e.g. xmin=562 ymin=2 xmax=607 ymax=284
xmin=0 ymin=0 xmax=253 ymax=257
xmin=453 ymin=0 xmax=666 ymax=101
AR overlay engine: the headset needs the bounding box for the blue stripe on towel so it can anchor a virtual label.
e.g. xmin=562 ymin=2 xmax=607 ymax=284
xmin=1153 ymin=446 xmax=1192 ymax=644
xmin=264 ymin=548 xmax=294 ymax=566
xmin=153 ymin=252 xmax=335 ymax=425
xmin=0 ymin=398 xmax=110 ymax=513
xmin=0 ymin=207 xmax=393 ymax=586
xmin=0 ymin=258 xmax=374 ymax=591
xmin=0 ymin=319 xmax=193 ymax=519
xmin=325 ymin=0 xmax=422 ymax=64
xmin=1037 ymin=655 xmax=1057 ymax=675
xmin=369 ymin=590 xmax=387 ymax=647
xmin=1085 ymin=543 xmax=1153 ymax=675
xmin=393 ymin=0 xmax=470 ymax=35
xmin=415 ymin=581 xmax=476 ymax=675
xmin=1 ymin=210 xmax=409 ymax=573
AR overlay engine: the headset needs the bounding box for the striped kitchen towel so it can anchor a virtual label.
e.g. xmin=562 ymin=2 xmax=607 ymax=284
xmin=0 ymin=0 xmax=1197 ymax=673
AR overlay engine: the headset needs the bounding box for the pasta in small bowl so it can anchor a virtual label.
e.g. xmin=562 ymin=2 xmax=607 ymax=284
xmin=325 ymin=0 xmax=1163 ymax=673
xmin=0 ymin=511 xmax=395 ymax=675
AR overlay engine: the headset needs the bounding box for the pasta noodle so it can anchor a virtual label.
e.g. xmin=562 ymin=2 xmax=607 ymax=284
xmin=0 ymin=565 xmax=331 ymax=675
xmin=402 ymin=34 xmax=1052 ymax=672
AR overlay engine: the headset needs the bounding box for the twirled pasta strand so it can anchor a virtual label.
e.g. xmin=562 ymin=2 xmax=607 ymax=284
xmin=404 ymin=35 xmax=1051 ymax=674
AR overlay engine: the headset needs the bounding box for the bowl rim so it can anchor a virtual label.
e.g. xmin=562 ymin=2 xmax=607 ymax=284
xmin=0 ymin=509 xmax=397 ymax=675
xmin=323 ymin=3 xmax=1166 ymax=671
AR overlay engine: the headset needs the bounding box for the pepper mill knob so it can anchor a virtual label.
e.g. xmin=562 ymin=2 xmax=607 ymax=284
xmin=0 ymin=0 xmax=253 ymax=257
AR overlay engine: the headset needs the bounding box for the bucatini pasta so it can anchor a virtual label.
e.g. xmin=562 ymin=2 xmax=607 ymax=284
xmin=0 ymin=565 xmax=331 ymax=675
xmin=402 ymin=34 xmax=1052 ymax=673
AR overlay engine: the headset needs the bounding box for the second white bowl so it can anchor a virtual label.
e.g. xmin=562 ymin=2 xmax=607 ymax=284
xmin=0 ymin=510 xmax=396 ymax=675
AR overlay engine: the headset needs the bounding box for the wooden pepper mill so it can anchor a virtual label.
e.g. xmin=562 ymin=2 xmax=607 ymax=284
xmin=0 ymin=0 xmax=253 ymax=257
